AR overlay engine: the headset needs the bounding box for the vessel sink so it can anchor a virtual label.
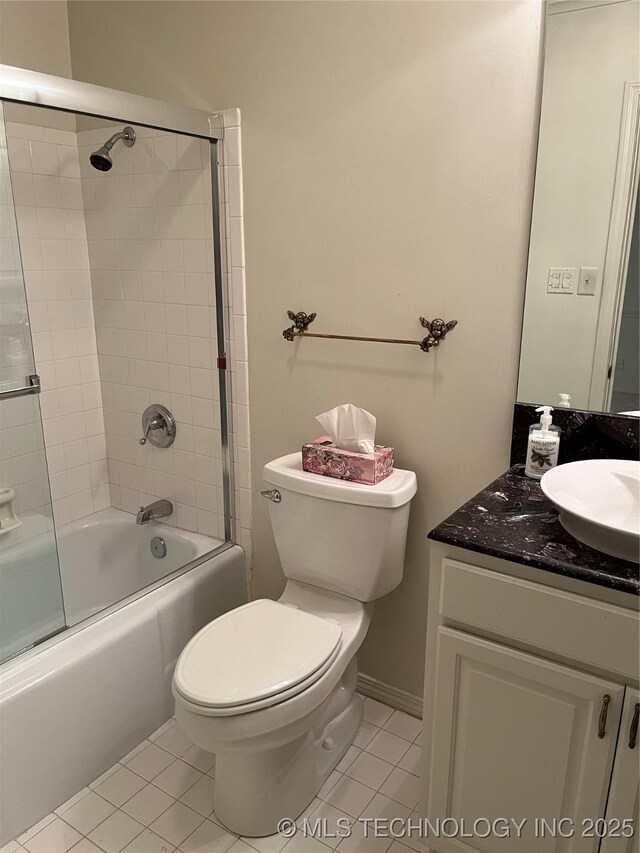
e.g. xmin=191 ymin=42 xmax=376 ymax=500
xmin=541 ymin=459 xmax=640 ymax=563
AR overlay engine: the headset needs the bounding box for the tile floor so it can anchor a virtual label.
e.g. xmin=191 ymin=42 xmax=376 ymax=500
xmin=2 ymin=697 xmax=422 ymax=853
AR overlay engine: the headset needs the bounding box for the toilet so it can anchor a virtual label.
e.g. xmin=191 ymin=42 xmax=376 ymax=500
xmin=172 ymin=452 xmax=417 ymax=837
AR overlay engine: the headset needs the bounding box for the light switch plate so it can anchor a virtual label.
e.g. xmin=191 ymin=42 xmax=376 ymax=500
xmin=547 ymin=267 xmax=577 ymax=294
xmin=578 ymin=267 xmax=598 ymax=295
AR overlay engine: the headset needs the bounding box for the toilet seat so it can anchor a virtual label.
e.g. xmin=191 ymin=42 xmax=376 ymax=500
xmin=173 ymin=599 xmax=343 ymax=716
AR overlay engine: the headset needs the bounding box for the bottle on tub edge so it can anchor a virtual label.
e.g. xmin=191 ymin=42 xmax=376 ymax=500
xmin=525 ymin=406 xmax=562 ymax=480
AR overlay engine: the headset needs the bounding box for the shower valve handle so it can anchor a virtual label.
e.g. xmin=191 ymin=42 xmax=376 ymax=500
xmin=139 ymin=415 xmax=164 ymax=445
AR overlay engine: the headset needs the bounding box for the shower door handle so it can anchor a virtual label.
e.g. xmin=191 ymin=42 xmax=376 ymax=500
xmin=0 ymin=374 xmax=40 ymax=400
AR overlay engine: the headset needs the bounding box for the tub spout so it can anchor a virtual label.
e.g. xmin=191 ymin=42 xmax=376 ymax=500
xmin=136 ymin=499 xmax=173 ymax=525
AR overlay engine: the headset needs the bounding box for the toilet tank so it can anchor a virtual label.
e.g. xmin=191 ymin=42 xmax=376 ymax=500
xmin=263 ymin=453 xmax=417 ymax=602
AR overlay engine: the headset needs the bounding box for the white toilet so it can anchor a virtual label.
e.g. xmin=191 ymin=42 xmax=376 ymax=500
xmin=172 ymin=452 xmax=417 ymax=837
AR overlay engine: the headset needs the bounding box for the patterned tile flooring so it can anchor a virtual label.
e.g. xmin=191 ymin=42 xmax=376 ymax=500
xmin=3 ymin=696 xmax=423 ymax=853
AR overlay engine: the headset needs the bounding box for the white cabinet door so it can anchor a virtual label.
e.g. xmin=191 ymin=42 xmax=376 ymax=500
xmin=601 ymin=689 xmax=640 ymax=853
xmin=427 ymin=628 xmax=624 ymax=853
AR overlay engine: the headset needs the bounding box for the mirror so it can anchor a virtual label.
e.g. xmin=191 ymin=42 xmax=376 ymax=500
xmin=517 ymin=0 xmax=639 ymax=415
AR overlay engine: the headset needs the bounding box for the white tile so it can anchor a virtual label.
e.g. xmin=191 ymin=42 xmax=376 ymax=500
xmin=121 ymin=784 xmax=175 ymax=826
xmin=90 ymin=765 xmax=122 ymax=790
xmin=17 ymin=814 xmax=56 ymax=845
xmin=149 ymin=720 xmax=177 ymax=742
xmin=353 ymin=722 xmax=378 ymax=750
xmin=365 ymin=732 xmax=410 ymax=766
xmin=152 ymin=760 xmax=202 ymax=798
xmin=23 ymin=817 xmax=82 ymax=853
xmin=318 ymin=771 xmax=341 ymax=801
xmin=149 ymin=803 xmax=204 ymax=848
xmin=59 ymin=791 xmax=116 ymax=834
xmin=379 ymin=769 xmax=419 ymax=810
xmin=335 ymin=821 xmax=391 ymax=853
xmin=323 ymin=777 xmax=375 ymax=819
xmin=241 ymin=828 xmax=289 ymax=853
xmin=68 ymin=840 xmax=104 ymax=853
xmin=180 ymin=819 xmax=236 ymax=853
xmin=94 ymin=766 xmax=148 ymax=807
xmin=88 ymin=811 xmax=145 ymax=853
xmin=336 ymin=746 xmax=360 ymax=774
xmin=283 ymin=834 xmax=330 ymax=853
xmin=396 ymin=811 xmax=423 ymax=853
xmin=125 ymin=744 xmax=176 ymax=781
xmin=345 ymin=752 xmax=394 ymax=791
xmin=0 ymin=841 xmax=21 ymax=853
xmin=361 ymin=793 xmax=410 ymax=822
xmin=295 ymin=799 xmax=321 ymax=830
xmin=227 ymin=843 xmax=255 ymax=853
xmin=305 ymin=804 xmax=352 ymax=851
xmin=387 ymin=844 xmax=414 ymax=853
xmin=223 ymin=127 xmax=241 ymax=167
xmin=55 ymin=788 xmax=92 ymax=816
xmin=361 ymin=699 xmax=393 ymax=728
xmin=120 ymin=829 xmax=175 ymax=853
xmin=182 ymin=744 xmax=216 ymax=775
xmin=179 ymin=775 xmax=215 ymax=817
xmin=397 ymin=745 xmax=421 ymax=778
xmin=382 ymin=713 xmax=421 ymax=743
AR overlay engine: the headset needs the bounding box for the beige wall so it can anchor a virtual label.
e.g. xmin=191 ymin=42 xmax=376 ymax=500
xmin=0 ymin=0 xmax=74 ymax=129
xmin=0 ymin=0 xmax=71 ymax=77
xmin=67 ymin=1 xmax=540 ymax=696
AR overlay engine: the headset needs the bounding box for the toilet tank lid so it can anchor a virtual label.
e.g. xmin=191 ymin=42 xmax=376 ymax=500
xmin=263 ymin=453 xmax=417 ymax=508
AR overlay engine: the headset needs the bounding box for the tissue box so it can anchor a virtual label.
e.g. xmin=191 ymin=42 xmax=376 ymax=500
xmin=301 ymin=436 xmax=394 ymax=485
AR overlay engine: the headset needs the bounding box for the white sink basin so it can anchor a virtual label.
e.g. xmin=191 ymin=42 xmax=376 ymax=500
xmin=541 ymin=459 xmax=640 ymax=563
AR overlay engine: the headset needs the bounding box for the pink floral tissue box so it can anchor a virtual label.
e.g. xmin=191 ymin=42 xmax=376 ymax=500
xmin=301 ymin=436 xmax=394 ymax=485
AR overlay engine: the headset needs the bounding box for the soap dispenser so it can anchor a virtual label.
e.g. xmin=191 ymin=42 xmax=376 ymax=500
xmin=525 ymin=406 xmax=561 ymax=480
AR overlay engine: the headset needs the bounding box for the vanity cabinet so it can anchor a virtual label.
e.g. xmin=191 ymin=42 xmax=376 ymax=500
xmin=600 ymin=689 xmax=640 ymax=853
xmin=421 ymin=545 xmax=640 ymax=853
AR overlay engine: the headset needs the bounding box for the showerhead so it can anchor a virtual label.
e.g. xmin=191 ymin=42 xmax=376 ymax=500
xmin=89 ymin=126 xmax=136 ymax=172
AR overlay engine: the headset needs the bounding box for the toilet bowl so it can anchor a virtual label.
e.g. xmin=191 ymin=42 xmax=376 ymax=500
xmin=173 ymin=453 xmax=416 ymax=836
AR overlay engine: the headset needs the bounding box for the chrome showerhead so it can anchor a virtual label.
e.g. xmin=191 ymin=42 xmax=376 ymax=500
xmin=89 ymin=126 xmax=136 ymax=172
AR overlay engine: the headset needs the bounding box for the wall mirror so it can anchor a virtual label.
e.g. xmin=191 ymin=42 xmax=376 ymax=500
xmin=517 ymin=0 xmax=639 ymax=415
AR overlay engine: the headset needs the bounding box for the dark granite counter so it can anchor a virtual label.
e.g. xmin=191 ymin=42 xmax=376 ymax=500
xmin=428 ymin=466 xmax=639 ymax=596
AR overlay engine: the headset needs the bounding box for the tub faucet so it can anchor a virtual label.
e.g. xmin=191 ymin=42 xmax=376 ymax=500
xmin=136 ymin=499 xmax=173 ymax=525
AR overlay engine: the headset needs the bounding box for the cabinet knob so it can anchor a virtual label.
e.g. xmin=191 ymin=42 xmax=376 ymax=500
xmin=629 ymin=703 xmax=639 ymax=749
xmin=597 ymin=694 xmax=611 ymax=739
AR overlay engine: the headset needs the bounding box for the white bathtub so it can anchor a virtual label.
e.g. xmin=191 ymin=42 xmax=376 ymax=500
xmin=59 ymin=508 xmax=224 ymax=625
xmin=0 ymin=512 xmax=246 ymax=844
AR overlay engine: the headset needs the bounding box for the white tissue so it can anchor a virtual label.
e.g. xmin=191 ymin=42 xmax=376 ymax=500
xmin=316 ymin=404 xmax=376 ymax=454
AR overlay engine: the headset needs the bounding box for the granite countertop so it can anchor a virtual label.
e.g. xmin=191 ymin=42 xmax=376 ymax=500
xmin=428 ymin=466 xmax=639 ymax=596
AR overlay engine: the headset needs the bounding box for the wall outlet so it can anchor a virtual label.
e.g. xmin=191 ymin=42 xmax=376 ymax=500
xmin=547 ymin=267 xmax=577 ymax=294
xmin=578 ymin=267 xmax=598 ymax=296
xmin=616 ymin=357 xmax=625 ymax=372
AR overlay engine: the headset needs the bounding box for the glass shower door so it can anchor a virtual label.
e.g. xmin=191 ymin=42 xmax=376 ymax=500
xmin=0 ymin=103 xmax=66 ymax=662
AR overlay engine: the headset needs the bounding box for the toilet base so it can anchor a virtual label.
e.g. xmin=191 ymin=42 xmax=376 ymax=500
xmin=213 ymin=662 xmax=362 ymax=837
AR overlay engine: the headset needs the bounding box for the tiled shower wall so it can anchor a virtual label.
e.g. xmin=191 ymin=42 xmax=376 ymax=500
xmin=5 ymin=121 xmax=109 ymax=527
xmin=219 ymin=111 xmax=252 ymax=567
xmin=3 ymin=111 xmax=250 ymax=552
xmin=77 ymin=124 xmax=225 ymax=538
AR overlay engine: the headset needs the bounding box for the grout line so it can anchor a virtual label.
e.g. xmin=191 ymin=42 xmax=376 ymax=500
xmin=13 ymin=700 xmax=420 ymax=852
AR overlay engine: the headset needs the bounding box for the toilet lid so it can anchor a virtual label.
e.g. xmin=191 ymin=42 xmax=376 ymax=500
xmin=173 ymin=599 xmax=343 ymax=710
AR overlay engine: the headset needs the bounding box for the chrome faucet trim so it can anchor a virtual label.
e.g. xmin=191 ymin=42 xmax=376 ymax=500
xmin=136 ymin=499 xmax=173 ymax=525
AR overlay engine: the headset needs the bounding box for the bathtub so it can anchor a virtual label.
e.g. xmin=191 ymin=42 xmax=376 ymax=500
xmin=58 ymin=508 xmax=225 ymax=625
xmin=0 ymin=510 xmax=246 ymax=844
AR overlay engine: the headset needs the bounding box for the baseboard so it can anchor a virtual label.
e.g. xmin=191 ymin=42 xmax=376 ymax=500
xmin=357 ymin=673 xmax=423 ymax=719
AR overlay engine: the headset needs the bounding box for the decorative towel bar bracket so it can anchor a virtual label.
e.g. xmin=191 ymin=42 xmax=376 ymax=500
xmin=282 ymin=311 xmax=458 ymax=353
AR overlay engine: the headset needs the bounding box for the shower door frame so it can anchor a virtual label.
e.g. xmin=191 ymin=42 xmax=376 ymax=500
xmin=0 ymin=63 xmax=234 ymax=546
